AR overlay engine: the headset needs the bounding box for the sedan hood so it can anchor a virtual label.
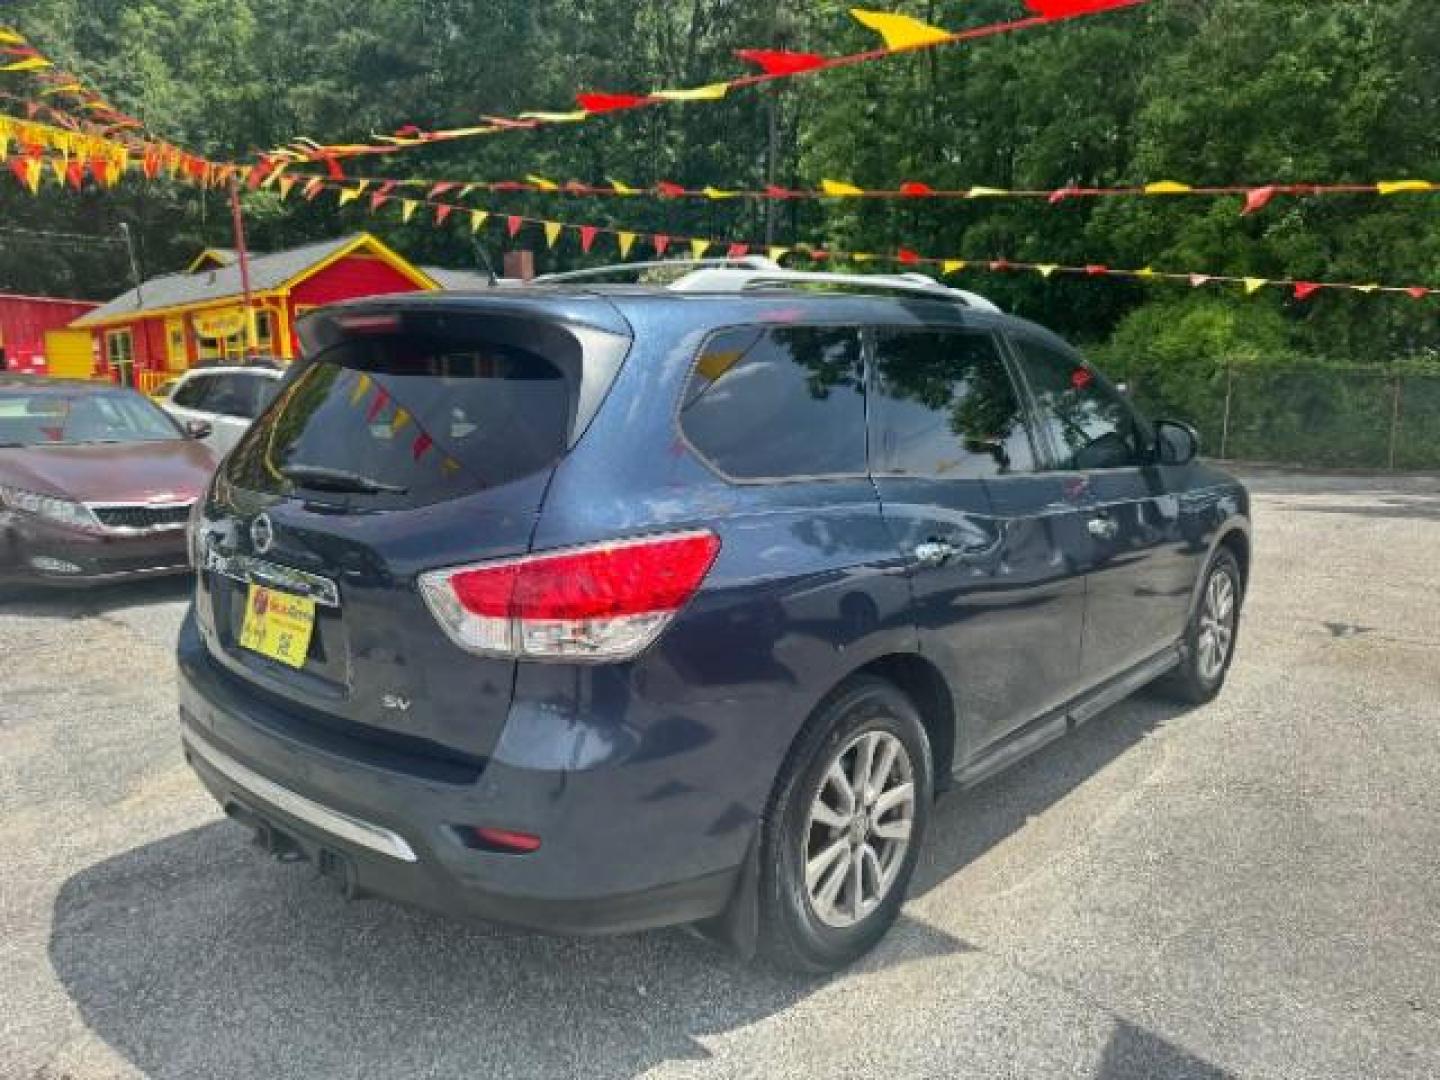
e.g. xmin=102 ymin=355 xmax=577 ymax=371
xmin=0 ymin=440 xmax=217 ymax=504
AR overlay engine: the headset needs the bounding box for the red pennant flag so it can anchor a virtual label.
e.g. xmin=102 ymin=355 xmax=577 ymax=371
xmin=897 ymin=248 xmax=921 ymax=265
xmin=1189 ymin=274 xmax=1211 ymax=288
xmin=65 ymin=159 xmax=84 ymax=190
xmin=990 ymin=259 xmax=1013 ymax=272
xmin=245 ymin=162 xmax=268 ymax=190
xmin=899 ymin=181 xmax=934 ymax=197
xmin=580 ymin=225 xmax=599 ymax=253
xmin=1085 ymin=264 xmax=1109 ymax=276
xmin=366 ymin=387 xmax=390 ymax=423
xmin=1406 ymin=287 xmax=1430 ymax=300
xmin=6 ymin=157 xmax=27 ymax=189
xmin=727 ymin=242 xmax=750 ymax=259
xmin=564 ymin=180 xmax=590 ymax=194
xmin=1242 ymin=186 xmax=1277 ymax=216
xmin=428 ymin=182 xmax=458 ymax=199
xmin=301 ymin=177 xmax=324 ymax=200
xmin=141 ymin=151 xmax=160 ymax=180
xmin=91 ymin=159 xmax=111 ymax=187
xmin=810 ymin=249 xmax=830 ymax=261
xmin=656 ymin=181 xmax=686 ymax=197
xmin=434 ymin=203 xmax=454 ymax=225
xmin=1025 ymin=0 xmax=1136 ymax=17
xmin=577 ymin=91 xmax=650 ymax=114
xmin=735 ymin=49 xmax=829 ymax=76
xmin=321 ymin=154 xmax=344 ymax=180
xmin=1049 ymin=187 xmax=1078 ymax=204
xmin=412 ymin=432 xmax=433 ymax=460
xmin=652 ymin=234 xmax=671 ymax=256
xmin=1292 ymin=282 xmax=1322 ymax=301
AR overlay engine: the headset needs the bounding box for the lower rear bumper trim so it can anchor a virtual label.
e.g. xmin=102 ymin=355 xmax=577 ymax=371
xmin=182 ymin=727 xmax=418 ymax=863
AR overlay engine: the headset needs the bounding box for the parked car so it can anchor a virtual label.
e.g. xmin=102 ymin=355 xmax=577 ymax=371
xmin=0 ymin=375 xmax=216 ymax=585
xmin=157 ymin=364 xmax=284 ymax=456
xmin=177 ymin=263 xmax=1250 ymax=971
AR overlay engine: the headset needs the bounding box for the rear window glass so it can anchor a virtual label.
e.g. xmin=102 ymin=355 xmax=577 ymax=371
xmin=680 ymin=326 xmax=866 ymax=480
xmin=226 ymin=317 xmax=581 ymax=506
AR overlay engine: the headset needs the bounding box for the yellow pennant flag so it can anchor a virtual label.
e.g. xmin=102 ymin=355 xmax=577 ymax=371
xmin=967 ymin=186 xmax=1009 ymax=198
xmin=519 ymin=111 xmax=588 ymax=123
xmin=526 ymin=175 xmax=560 ymax=191
xmin=768 ymin=246 xmax=790 ymax=263
xmin=469 ymin=210 xmax=488 ymax=233
xmin=1037 ymin=264 xmax=1059 ymax=278
xmin=702 ymin=186 xmax=738 ymax=200
xmin=617 ymin=231 xmax=637 ymax=258
xmin=544 ymin=221 xmax=563 ymax=248
xmin=1376 ymin=180 xmax=1435 ymax=196
xmin=942 ymin=260 xmax=967 ymax=275
xmin=22 ymin=157 xmax=42 ymax=195
xmin=458 ymin=184 xmax=477 ymax=198
xmin=349 ymin=373 xmax=372 ymax=405
xmin=651 ymin=83 xmax=729 ymax=102
xmin=1354 ymin=284 xmax=1380 ymax=293
xmin=852 ymin=253 xmax=877 ymax=263
xmin=1 ymin=57 xmax=53 ymax=73
xmin=0 ymin=29 xmax=26 ymax=45
xmin=1135 ymin=266 xmax=1157 ymax=278
xmin=401 ymin=199 xmax=418 ymax=223
xmin=850 ymin=8 xmax=951 ymax=51
xmin=337 ymin=186 xmax=363 ymax=206
xmin=390 ymin=407 xmax=411 ymax=433
xmin=50 ymin=156 xmax=67 ymax=186
xmin=1144 ymin=181 xmax=1194 ymax=195
xmin=1243 ymin=277 xmax=1269 ymax=295
xmin=277 ymin=175 xmax=296 ymax=200
xmin=690 ymin=239 xmax=711 ymax=260
xmin=609 ymin=178 xmax=640 ymax=195
xmin=821 ymin=179 xmax=865 ymax=197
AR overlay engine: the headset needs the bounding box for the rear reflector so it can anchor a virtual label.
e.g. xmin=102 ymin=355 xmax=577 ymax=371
xmin=462 ymin=826 xmax=542 ymax=854
xmin=418 ymin=530 xmax=720 ymax=661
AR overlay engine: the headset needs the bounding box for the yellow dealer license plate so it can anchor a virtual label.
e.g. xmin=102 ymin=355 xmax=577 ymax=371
xmin=239 ymin=584 xmax=316 ymax=669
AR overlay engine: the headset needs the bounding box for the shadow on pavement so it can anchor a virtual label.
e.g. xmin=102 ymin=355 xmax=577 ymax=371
xmin=50 ymin=694 xmax=1219 ymax=1079
xmin=0 ymin=574 xmax=192 ymax=617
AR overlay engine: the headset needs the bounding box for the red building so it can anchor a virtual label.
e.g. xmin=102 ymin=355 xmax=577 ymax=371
xmin=69 ymin=233 xmax=475 ymax=391
xmin=0 ymin=294 xmax=99 ymax=374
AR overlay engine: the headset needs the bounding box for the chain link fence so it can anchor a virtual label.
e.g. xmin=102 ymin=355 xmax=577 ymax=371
xmin=1113 ymin=361 xmax=1440 ymax=470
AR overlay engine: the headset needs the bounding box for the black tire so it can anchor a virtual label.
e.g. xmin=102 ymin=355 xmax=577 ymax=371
xmin=1159 ymin=548 xmax=1243 ymax=704
xmin=756 ymin=676 xmax=933 ymax=973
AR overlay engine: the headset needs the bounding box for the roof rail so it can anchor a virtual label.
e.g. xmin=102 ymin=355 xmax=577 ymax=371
xmin=665 ymin=266 xmax=1001 ymax=312
xmin=533 ymin=256 xmax=780 ymax=285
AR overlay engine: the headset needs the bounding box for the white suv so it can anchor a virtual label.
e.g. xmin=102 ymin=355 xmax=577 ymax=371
xmin=157 ymin=365 xmax=284 ymax=455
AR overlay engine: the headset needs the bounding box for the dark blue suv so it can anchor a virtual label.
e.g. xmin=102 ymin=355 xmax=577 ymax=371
xmin=177 ymin=264 xmax=1250 ymax=971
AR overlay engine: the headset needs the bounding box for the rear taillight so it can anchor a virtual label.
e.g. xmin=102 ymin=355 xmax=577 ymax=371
xmin=418 ymin=530 xmax=720 ymax=661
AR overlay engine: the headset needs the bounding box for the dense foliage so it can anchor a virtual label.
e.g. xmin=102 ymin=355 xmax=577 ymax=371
xmin=4 ymin=0 xmax=1439 ymax=391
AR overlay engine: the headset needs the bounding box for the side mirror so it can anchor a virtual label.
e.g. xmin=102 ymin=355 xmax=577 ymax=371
xmin=1155 ymin=419 xmax=1200 ymax=465
xmin=185 ymin=419 xmax=213 ymax=440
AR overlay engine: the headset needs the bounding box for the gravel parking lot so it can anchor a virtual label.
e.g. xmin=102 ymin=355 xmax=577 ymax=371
xmin=2 ymin=469 xmax=1438 ymax=1080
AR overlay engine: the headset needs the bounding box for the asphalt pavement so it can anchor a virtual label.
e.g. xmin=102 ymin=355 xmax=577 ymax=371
xmin=1 ymin=468 xmax=1438 ymax=1079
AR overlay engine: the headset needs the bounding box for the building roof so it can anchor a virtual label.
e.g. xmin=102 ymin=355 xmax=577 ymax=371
xmin=421 ymin=265 xmax=494 ymax=290
xmin=72 ymin=233 xmax=436 ymax=327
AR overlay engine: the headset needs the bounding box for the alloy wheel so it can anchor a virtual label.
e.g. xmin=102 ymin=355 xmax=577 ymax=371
xmin=1196 ymin=568 xmax=1236 ymax=683
xmin=802 ymin=729 xmax=915 ymax=929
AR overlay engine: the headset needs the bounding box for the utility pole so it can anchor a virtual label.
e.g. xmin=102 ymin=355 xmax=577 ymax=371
xmin=227 ymin=173 xmax=257 ymax=358
xmin=118 ymin=222 xmax=144 ymax=307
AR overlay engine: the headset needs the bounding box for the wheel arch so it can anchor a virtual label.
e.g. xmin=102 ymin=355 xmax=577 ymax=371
xmin=826 ymin=652 xmax=959 ymax=794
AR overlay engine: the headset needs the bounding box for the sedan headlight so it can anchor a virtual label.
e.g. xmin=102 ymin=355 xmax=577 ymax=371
xmin=0 ymin=484 xmax=103 ymax=532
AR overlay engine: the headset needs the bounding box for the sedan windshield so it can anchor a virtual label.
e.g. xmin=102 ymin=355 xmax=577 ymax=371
xmin=0 ymin=388 xmax=183 ymax=447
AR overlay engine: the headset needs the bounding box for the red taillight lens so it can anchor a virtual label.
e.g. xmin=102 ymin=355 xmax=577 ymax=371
xmin=463 ymin=826 xmax=542 ymax=854
xmin=419 ymin=530 xmax=720 ymax=661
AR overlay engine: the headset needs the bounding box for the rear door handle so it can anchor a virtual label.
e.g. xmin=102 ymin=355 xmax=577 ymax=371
xmin=1087 ymin=516 xmax=1119 ymax=540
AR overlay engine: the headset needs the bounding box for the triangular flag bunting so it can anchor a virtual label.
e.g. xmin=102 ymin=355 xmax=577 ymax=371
xmin=899 ymin=181 xmax=934 ymax=196
xmin=506 ymin=215 xmax=524 ymax=237
xmin=690 ymin=239 xmax=711 ymax=260
xmin=1038 ymin=264 xmax=1059 ymax=278
xmin=1355 ymin=284 xmax=1380 ymax=293
xmin=1242 ymin=186 xmax=1277 ymax=215
xmin=897 ymin=248 xmax=922 ymax=266
xmin=577 ymin=92 xmax=650 ymax=114
xmin=544 ymin=221 xmax=563 ymax=248
xmin=1144 ymin=181 xmax=1194 ymax=195
xmin=518 ymin=111 xmax=589 ymax=123
xmin=579 ymin=225 xmax=598 ymax=253
xmin=400 ymin=199 xmax=418 ymax=222
xmin=434 ymin=203 xmax=454 ymax=225
xmin=942 ymin=260 xmax=966 ymax=275
xmin=734 ymin=49 xmax=828 ymax=76
xmin=821 ymin=179 xmax=865 ymax=197
xmin=1189 ymin=274 xmax=1211 ymax=288
xmin=337 ymin=185 xmax=363 ymax=206
xmin=651 ymin=83 xmax=728 ymax=102
xmin=850 ymin=8 xmax=952 ymax=51
xmin=1376 ymin=180 xmax=1435 ymax=196
xmin=768 ymin=246 xmax=790 ymax=263
xmin=652 ymin=234 xmax=671 ymax=256
xmin=469 ymin=210 xmax=488 ymax=233
xmin=1293 ymin=282 xmax=1322 ymax=301
xmin=617 ymin=232 xmax=637 ymax=258
xmin=1406 ymin=287 xmax=1430 ymax=300
xmin=702 ymin=186 xmax=738 ymax=200
xmin=968 ymin=186 xmax=1010 ymax=198
xmin=525 ymin=175 xmax=559 ymax=191
xmin=609 ymin=178 xmax=639 ymax=195
xmin=1026 ymin=0 xmax=1138 ymax=16
xmin=1243 ymin=277 xmax=1268 ymax=295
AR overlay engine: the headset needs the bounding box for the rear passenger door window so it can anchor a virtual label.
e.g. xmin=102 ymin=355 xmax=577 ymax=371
xmin=1009 ymin=336 xmax=1150 ymax=471
xmin=871 ymin=329 xmax=1035 ymax=478
xmin=170 ymin=374 xmax=214 ymax=411
xmin=203 ymin=375 xmax=253 ymax=420
xmin=680 ymin=326 xmax=866 ymax=480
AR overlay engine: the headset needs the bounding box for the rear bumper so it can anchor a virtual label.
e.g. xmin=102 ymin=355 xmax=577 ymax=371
xmin=176 ymin=612 xmax=749 ymax=935
xmin=0 ymin=514 xmax=190 ymax=585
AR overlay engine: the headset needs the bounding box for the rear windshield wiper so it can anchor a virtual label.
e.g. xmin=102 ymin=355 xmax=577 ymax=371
xmin=280 ymin=464 xmax=407 ymax=494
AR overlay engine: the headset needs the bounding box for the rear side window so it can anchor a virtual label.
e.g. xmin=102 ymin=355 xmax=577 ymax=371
xmin=871 ymin=329 xmax=1035 ymax=478
xmin=680 ymin=327 xmax=866 ymax=480
xmin=226 ymin=315 xmax=584 ymax=507
xmin=203 ymin=374 xmax=255 ymax=419
xmin=171 ymin=374 xmax=214 ymax=410
xmin=1010 ymin=336 xmax=1150 ymax=471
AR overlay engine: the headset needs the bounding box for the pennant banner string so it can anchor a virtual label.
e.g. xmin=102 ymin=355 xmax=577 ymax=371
xmin=257 ymin=1 xmax=1148 ymax=166
xmin=279 ymin=169 xmax=1440 ymax=216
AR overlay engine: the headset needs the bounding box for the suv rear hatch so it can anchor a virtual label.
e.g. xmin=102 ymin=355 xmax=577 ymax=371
xmin=192 ymin=295 xmax=632 ymax=766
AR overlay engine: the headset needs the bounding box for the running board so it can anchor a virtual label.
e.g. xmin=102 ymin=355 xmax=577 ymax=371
xmin=953 ymin=645 xmax=1180 ymax=791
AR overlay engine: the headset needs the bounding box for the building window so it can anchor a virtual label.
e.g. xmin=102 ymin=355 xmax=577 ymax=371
xmin=254 ymin=309 xmax=275 ymax=354
xmin=105 ymin=329 xmax=135 ymax=385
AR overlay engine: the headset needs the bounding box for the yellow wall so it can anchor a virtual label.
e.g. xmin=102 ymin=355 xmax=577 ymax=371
xmin=43 ymin=329 xmax=97 ymax=379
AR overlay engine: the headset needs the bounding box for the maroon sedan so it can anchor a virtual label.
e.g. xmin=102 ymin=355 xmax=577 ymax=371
xmin=0 ymin=375 xmax=217 ymax=585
